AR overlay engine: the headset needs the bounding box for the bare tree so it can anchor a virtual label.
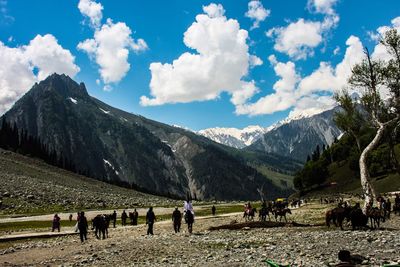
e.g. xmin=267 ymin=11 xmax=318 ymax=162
xmin=335 ymin=29 xmax=400 ymax=213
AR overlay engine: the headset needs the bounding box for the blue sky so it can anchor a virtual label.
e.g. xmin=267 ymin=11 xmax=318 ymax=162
xmin=0 ymin=0 xmax=399 ymax=130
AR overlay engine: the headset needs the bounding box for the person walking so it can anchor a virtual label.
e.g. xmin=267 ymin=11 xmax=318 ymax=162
xmin=146 ymin=207 xmax=156 ymax=235
xmin=52 ymin=214 xmax=61 ymax=232
xmin=78 ymin=211 xmax=88 ymax=243
xmin=132 ymin=208 xmax=138 ymax=226
xmin=69 ymin=214 xmax=73 ymax=222
xmin=121 ymin=210 xmax=128 ymax=226
xmin=112 ymin=210 xmax=117 ymax=228
xmin=211 ymin=205 xmax=216 ymax=216
xmin=172 ymin=207 xmax=182 ymax=233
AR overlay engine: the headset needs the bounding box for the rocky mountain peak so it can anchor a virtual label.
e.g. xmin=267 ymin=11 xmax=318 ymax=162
xmin=38 ymin=73 xmax=89 ymax=99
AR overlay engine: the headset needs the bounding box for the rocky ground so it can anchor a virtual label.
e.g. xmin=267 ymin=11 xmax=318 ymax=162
xmin=0 ymin=149 xmax=180 ymax=215
xmin=0 ymin=205 xmax=399 ymax=267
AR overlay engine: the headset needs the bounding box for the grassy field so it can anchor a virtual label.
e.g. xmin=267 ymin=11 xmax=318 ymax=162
xmin=256 ymin=165 xmax=294 ymax=189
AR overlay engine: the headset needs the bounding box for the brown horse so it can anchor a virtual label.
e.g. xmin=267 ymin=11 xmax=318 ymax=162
xmin=326 ymin=206 xmax=352 ymax=230
xmin=274 ymin=208 xmax=291 ymax=222
xmin=393 ymin=203 xmax=400 ymax=215
xmin=366 ymin=207 xmax=384 ymax=229
xmin=243 ymin=208 xmax=257 ymax=222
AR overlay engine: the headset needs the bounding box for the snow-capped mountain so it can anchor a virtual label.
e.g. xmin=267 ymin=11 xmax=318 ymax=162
xmin=198 ymin=107 xmax=342 ymax=162
xmin=198 ymin=125 xmax=275 ymax=149
xmin=246 ymin=107 xmax=342 ymax=161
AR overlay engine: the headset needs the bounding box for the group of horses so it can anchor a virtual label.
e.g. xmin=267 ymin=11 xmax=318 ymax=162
xmin=326 ymin=202 xmax=399 ymax=230
xmin=243 ymin=206 xmax=292 ymax=222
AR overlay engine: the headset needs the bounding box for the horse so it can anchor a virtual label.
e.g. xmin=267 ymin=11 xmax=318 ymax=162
xmin=243 ymin=207 xmax=257 ymax=222
xmin=92 ymin=214 xmax=110 ymax=239
xmin=366 ymin=206 xmax=385 ymax=229
xmin=259 ymin=206 xmax=272 ymax=222
xmin=349 ymin=208 xmax=368 ymax=230
xmin=393 ymin=203 xmax=400 ymax=215
xmin=274 ymin=208 xmax=291 ymax=222
xmin=184 ymin=211 xmax=194 ymax=233
xmin=326 ymin=206 xmax=352 ymax=230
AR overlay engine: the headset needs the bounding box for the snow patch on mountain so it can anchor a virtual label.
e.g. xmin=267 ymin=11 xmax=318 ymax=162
xmin=67 ymin=97 xmax=77 ymax=104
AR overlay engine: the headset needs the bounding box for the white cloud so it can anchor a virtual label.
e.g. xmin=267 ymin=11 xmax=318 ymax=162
xmin=267 ymin=0 xmax=339 ymax=60
xmin=249 ymin=55 xmax=263 ymax=68
xmin=333 ymin=46 xmax=340 ymax=55
xmin=140 ymin=3 xmax=261 ymax=108
xmin=237 ymin=35 xmax=365 ymax=117
xmin=307 ymin=0 xmax=338 ymax=15
xmin=267 ymin=18 xmax=327 ymax=60
xmin=78 ymin=2 xmax=148 ymax=91
xmin=24 ymin=35 xmax=80 ymax=81
xmin=371 ymin=17 xmax=400 ymax=61
xmin=0 ymin=34 xmax=80 ymax=114
xmin=202 ymin=3 xmax=225 ymax=18
xmin=245 ymin=0 xmax=270 ymax=30
xmin=288 ymin=95 xmax=336 ymax=119
xmin=236 ymin=56 xmax=300 ymax=115
xmin=78 ymin=0 xmax=103 ymax=29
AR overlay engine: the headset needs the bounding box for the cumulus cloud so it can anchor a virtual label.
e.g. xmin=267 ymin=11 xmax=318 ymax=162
xmin=0 ymin=34 xmax=80 ymax=114
xmin=267 ymin=0 xmax=339 ymax=60
xmin=245 ymin=0 xmax=270 ymax=30
xmin=77 ymin=1 xmax=148 ymax=90
xmin=371 ymin=17 xmax=400 ymax=61
xmin=78 ymin=19 xmax=148 ymax=84
xmin=140 ymin=3 xmax=262 ymax=108
xmin=78 ymin=0 xmax=103 ymax=29
xmin=307 ymin=0 xmax=338 ymax=15
xmin=267 ymin=19 xmax=324 ymax=60
xmin=237 ymin=35 xmax=365 ymax=117
xmin=202 ymin=3 xmax=225 ymax=18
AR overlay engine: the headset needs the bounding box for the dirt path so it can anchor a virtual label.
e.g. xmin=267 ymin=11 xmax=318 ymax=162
xmin=0 ymin=203 xmax=240 ymax=223
xmin=0 ymin=212 xmax=243 ymax=242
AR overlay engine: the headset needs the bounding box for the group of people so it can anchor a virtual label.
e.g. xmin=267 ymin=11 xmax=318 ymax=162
xmin=52 ymin=200 xmax=202 ymax=242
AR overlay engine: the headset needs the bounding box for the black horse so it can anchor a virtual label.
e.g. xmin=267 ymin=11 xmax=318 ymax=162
xmin=274 ymin=208 xmax=291 ymax=222
xmin=349 ymin=208 xmax=368 ymax=230
xmin=184 ymin=211 xmax=194 ymax=233
xmin=92 ymin=214 xmax=110 ymax=239
xmin=259 ymin=206 xmax=272 ymax=222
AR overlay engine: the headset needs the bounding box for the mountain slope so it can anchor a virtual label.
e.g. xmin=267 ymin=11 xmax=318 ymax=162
xmin=246 ymin=108 xmax=342 ymax=162
xmin=1 ymin=73 xmax=289 ymax=200
xmin=0 ymin=148 xmax=175 ymax=215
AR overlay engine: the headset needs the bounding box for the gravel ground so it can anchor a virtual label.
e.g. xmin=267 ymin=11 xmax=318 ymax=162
xmin=1 ymin=209 xmax=399 ymax=267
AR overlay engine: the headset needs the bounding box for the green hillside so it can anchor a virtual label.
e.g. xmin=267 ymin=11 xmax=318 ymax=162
xmin=294 ymin=133 xmax=400 ymax=197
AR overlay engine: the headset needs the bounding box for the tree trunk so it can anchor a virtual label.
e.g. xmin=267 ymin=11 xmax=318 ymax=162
xmin=359 ymin=124 xmax=385 ymax=213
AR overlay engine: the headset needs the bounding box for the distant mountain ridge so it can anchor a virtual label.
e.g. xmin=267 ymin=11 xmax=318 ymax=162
xmin=198 ymin=125 xmax=269 ymax=149
xmin=246 ymin=108 xmax=342 ymax=162
xmin=1 ymin=73 xmax=293 ymax=201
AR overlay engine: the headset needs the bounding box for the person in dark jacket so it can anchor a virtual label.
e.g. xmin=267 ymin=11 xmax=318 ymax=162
xmin=121 ymin=210 xmax=128 ymax=226
xmin=132 ymin=208 xmax=138 ymax=225
xmin=52 ymin=214 xmax=61 ymax=232
xmin=112 ymin=210 xmax=117 ymax=228
xmin=172 ymin=207 xmax=182 ymax=233
xmin=211 ymin=205 xmax=216 ymax=216
xmin=78 ymin=211 xmax=88 ymax=242
xmin=146 ymin=207 xmax=156 ymax=235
